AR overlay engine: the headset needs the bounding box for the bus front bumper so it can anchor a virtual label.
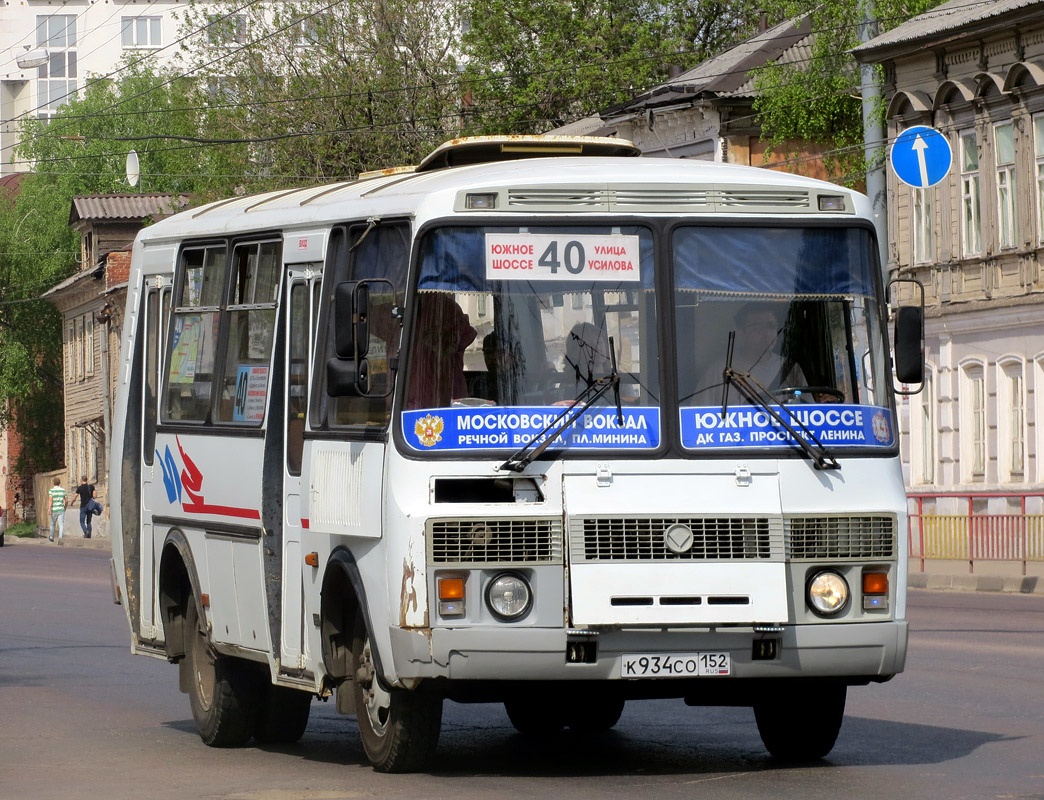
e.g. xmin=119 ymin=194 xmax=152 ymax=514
xmin=388 ymin=619 xmax=908 ymax=683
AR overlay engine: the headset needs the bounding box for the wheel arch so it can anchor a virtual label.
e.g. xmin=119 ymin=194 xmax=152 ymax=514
xmin=158 ymin=527 xmax=204 ymax=662
xmin=320 ymin=547 xmax=380 ymax=684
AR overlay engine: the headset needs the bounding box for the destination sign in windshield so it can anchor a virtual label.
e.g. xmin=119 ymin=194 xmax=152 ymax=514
xmin=485 ymin=233 xmax=641 ymax=282
xmin=679 ymin=404 xmax=895 ymax=449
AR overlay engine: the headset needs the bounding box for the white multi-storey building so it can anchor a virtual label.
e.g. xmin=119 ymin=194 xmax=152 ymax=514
xmin=0 ymin=0 xmax=228 ymax=176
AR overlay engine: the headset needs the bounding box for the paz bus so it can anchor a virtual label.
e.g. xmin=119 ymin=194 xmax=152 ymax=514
xmin=109 ymin=135 xmax=923 ymax=772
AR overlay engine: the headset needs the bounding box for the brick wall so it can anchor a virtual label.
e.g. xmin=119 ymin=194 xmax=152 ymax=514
xmin=106 ymin=251 xmax=131 ymax=289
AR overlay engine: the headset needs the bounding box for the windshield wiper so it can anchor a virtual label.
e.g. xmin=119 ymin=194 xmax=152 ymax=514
xmin=719 ymin=334 xmax=840 ymax=471
xmin=499 ymin=336 xmax=622 ymax=473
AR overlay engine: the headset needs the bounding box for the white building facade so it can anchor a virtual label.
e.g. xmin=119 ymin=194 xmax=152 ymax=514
xmin=0 ymin=0 xmax=239 ymax=176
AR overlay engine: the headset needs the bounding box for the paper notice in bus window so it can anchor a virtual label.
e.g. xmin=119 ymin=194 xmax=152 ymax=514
xmin=169 ymin=315 xmax=200 ymax=384
xmin=485 ymin=234 xmax=641 ymax=282
xmin=233 ymin=365 xmax=268 ymax=422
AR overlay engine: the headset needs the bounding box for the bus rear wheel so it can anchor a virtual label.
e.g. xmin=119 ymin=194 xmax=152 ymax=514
xmin=254 ymin=684 xmax=312 ymax=744
xmin=185 ymin=600 xmax=259 ymax=747
xmin=352 ymin=621 xmax=442 ymax=772
xmin=754 ymin=682 xmax=847 ymax=761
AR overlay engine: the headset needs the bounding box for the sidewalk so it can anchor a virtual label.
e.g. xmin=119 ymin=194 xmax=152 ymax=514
xmin=909 ymin=558 xmax=1044 ymax=595
xmin=5 ymin=530 xmax=110 ymax=550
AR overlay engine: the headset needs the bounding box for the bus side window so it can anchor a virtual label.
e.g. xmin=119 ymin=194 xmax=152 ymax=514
xmin=164 ymin=245 xmax=226 ymax=422
xmin=215 ymin=240 xmax=281 ymax=424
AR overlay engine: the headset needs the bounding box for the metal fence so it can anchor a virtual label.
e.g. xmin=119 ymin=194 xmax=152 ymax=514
xmin=908 ymin=492 xmax=1044 ymax=573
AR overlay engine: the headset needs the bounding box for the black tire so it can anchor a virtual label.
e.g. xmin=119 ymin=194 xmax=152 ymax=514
xmin=504 ymin=698 xmax=566 ymax=735
xmin=754 ymin=682 xmax=847 ymax=761
xmin=254 ymin=684 xmax=312 ymax=744
xmin=352 ymin=619 xmax=442 ymax=772
xmin=565 ymin=696 xmax=625 ymax=732
xmin=185 ymin=600 xmax=260 ymax=747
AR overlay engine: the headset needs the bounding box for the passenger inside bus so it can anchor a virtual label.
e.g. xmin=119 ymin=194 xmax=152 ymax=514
xmin=406 ymin=292 xmax=476 ymax=409
xmin=696 ymin=302 xmax=807 ymax=400
xmin=471 ymin=332 xmax=523 ymax=405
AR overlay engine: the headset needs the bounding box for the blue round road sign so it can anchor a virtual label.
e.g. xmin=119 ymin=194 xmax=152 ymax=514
xmin=890 ymin=125 xmax=952 ymax=189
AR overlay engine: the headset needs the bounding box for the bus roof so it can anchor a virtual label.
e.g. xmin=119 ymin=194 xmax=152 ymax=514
xmin=136 ymin=156 xmax=866 ymax=246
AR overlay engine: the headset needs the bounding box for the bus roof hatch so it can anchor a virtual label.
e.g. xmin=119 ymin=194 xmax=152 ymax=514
xmin=416 ymin=135 xmax=640 ymax=172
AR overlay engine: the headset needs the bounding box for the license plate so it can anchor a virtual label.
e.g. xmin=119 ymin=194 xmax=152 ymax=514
xmin=621 ymin=652 xmax=731 ymax=678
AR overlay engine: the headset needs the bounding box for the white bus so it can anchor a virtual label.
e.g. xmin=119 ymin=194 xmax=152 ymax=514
xmin=110 ymin=136 xmax=923 ymax=772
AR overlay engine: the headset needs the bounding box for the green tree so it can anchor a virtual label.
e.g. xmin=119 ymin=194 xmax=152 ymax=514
xmin=460 ymin=0 xmax=784 ymax=134
xmin=172 ymin=0 xmax=466 ymax=176
xmin=752 ymin=0 xmax=943 ymax=182
xmin=0 ymin=61 xmax=250 ymax=487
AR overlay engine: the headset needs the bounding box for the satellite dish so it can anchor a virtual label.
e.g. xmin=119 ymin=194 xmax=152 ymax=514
xmin=126 ymin=150 xmax=140 ymax=188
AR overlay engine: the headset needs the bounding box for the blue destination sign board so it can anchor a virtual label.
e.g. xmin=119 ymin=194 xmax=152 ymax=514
xmin=679 ymin=404 xmax=895 ymax=450
xmin=890 ymin=125 xmax=952 ymax=189
xmin=403 ymin=406 xmax=660 ymax=451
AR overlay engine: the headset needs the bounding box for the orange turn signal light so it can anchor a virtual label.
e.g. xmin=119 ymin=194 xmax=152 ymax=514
xmin=304 ymin=552 xmax=319 ymax=568
xmin=862 ymin=572 xmax=888 ymax=595
xmin=438 ymin=577 xmax=465 ymax=600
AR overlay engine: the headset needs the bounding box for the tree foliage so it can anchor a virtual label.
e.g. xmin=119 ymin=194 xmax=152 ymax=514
xmin=460 ymin=0 xmax=785 ymax=133
xmin=752 ymin=0 xmax=943 ymax=182
xmin=0 ymin=61 xmax=250 ymax=482
xmin=173 ymin=0 xmax=466 ymax=176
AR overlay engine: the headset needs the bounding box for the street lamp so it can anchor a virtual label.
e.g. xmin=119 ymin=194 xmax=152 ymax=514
xmin=16 ymin=47 xmax=49 ymax=70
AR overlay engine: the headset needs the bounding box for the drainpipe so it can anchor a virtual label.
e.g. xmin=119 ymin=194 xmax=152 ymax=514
xmin=96 ymin=298 xmax=112 ymax=502
xmin=858 ymin=0 xmax=888 ymax=280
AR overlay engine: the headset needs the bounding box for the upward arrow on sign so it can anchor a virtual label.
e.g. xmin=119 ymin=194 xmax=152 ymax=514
xmin=912 ymin=135 xmax=930 ymax=188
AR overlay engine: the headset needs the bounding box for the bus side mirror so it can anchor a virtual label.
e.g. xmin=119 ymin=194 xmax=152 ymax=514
xmin=888 ymin=277 xmax=925 ymax=393
xmin=894 ymin=306 xmax=924 ymax=384
xmin=327 ymin=357 xmax=369 ymax=397
xmin=327 ymin=279 xmax=393 ymax=398
xmin=334 ymin=281 xmax=369 ymax=359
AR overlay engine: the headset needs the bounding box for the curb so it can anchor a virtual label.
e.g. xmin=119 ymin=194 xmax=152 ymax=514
xmin=908 ymin=572 xmax=1044 ymax=595
xmin=3 ymin=533 xmax=110 ymax=551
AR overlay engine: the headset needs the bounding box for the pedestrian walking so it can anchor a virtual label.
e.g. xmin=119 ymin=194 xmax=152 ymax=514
xmin=48 ymin=477 xmax=68 ymax=543
xmin=74 ymin=475 xmax=96 ymax=539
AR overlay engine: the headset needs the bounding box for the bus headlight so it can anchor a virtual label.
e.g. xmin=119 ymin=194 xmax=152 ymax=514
xmin=486 ymin=573 xmax=531 ymax=620
xmin=807 ymin=570 xmax=849 ymax=616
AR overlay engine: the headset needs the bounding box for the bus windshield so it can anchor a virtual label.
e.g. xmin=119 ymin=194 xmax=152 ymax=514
xmin=674 ymin=225 xmax=895 ymax=453
xmin=401 ymin=224 xmax=660 ymax=453
xmin=400 ymin=222 xmax=895 ymax=457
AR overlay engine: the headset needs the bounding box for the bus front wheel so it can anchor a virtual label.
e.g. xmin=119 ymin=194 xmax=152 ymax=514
xmin=185 ymin=600 xmax=259 ymax=747
xmin=351 ymin=621 xmax=442 ymax=772
xmin=754 ymin=682 xmax=847 ymax=761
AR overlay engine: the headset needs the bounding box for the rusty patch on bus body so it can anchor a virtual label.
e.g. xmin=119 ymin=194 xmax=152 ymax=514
xmin=399 ymin=558 xmax=419 ymax=628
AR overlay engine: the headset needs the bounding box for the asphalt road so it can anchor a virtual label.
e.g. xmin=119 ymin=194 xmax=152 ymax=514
xmin=2 ymin=543 xmax=1042 ymax=800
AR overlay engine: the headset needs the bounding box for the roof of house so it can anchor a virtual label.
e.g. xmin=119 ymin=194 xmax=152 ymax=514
xmin=68 ymin=193 xmax=191 ymax=227
xmin=601 ymin=14 xmax=813 ymax=117
xmin=852 ymin=0 xmax=1043 ymax=60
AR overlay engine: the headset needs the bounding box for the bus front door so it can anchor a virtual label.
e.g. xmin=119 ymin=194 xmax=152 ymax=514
xmin=279 ymin=273 xmax=316 ymax=669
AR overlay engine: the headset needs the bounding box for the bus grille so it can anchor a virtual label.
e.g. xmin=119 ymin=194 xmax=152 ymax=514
xmin=572 ymin=517 xmax=781 ymax=562
xmin=784 ymin=516 xmax=896 ymax=559
xmin=428 ymin=518 xmax=563 ymax=564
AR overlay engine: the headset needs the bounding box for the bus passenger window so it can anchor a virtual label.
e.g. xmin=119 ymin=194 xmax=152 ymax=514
xmin=215 ymin=241 xmax=281 ymax=424
xmin=164 ymin=246 xmax=226 ymax=422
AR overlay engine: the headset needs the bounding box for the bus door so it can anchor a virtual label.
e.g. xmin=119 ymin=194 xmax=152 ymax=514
xmin=281 ymin=269 xmax=318 ymax=668
xmin=139 ymin=277 xmax=169 ymax=639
